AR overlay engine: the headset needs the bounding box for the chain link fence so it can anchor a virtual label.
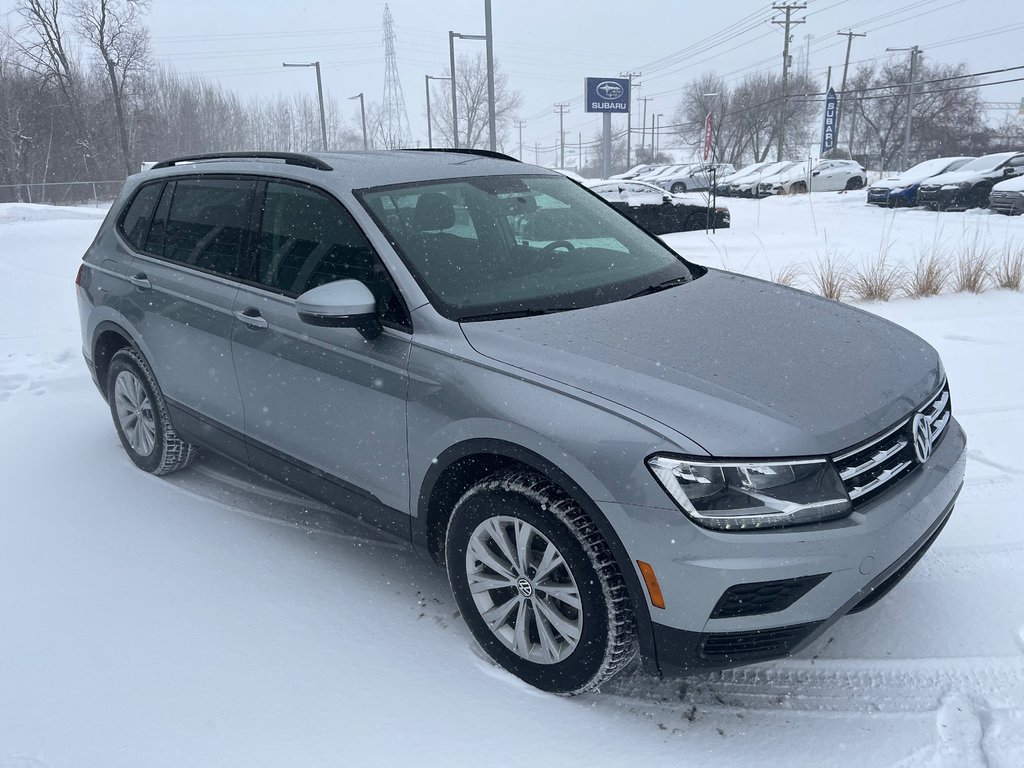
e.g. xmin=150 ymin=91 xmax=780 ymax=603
xmin=0 ymin=180 xmax=124 ymax=207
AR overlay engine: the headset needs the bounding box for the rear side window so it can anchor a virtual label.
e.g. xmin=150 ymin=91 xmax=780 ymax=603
xmin=118 ymin=182 xmax=162 ymax=250
xmin=160 ymin=178 xmax=257 ymax=278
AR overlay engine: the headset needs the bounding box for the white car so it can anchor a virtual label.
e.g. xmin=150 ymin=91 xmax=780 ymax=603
xmin=758 ymin=159 xmax=866 ymax=196
xmin=715 ymin=161 xmax=775 ymax=194
xmin=588 ymin=179 xmax=674 ymax=206
xmin=637 ymin=164 xmax=687 ymax=183
xmin=609 ymin=164 xmax=657 ymax=180
xmin=731 ymin=161 xmax=798 ymax=197
xmin=655 ymin=163 xmax=736 ymax=193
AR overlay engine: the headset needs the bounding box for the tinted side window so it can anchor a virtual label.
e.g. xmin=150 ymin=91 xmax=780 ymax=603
xmin=161 ymin=178 xmax=257 ymax=278
xmin=118 ymin=182 xmax=162 ymax=250
xmin=256 ymin=182 xmax=409 ymax=328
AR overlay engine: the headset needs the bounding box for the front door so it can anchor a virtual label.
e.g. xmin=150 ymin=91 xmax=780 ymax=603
xmin=230 ymin=180 xmax=412 ymax=520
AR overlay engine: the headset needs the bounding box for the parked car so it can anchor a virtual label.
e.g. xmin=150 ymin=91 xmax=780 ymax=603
xmin=714 ymin=161 xmax=775 ymax=196
xmin=988 ymin=175 xmax=1024 ymax=215
xmin=759 ymin=159 xmax=865 ymax=196
xmin=588 ymin=179 xmax=730 ymax=231
xmin=655 ymin=163 xmax=736 ymax=194
xmin=609 ymin=164 xmax=657 ymax=180
xmin=77 ymin=149 xmax=965 ymax=696
xmin=867 ymin=157 xmax=975 ymax=207
xmin=636 ymin=164 xmax=686 ymax=183
xmin=729 ymin=161 xmax=796 ymax=197
xmin=917 ymin=151 xmax=1024 ymax=210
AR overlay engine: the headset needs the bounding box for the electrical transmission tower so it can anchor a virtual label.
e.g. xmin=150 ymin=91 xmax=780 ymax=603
xmin=379 ymin=4 xmax=411 ymax=148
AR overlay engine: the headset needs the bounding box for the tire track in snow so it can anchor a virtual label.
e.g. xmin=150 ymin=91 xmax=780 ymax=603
xmin=604 ymin=657 xmax=1024 ymax=715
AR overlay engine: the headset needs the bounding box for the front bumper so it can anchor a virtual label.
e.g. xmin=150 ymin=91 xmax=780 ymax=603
xmin=989 ymin=191 xmax=1024 ymax=216
xmin=866 ymin=187 xmax=892 ymax=206
xmin=607 ymin=418 xmax=967 ymax=676
xmin=918 ymin=185 xmax=964 ymax=209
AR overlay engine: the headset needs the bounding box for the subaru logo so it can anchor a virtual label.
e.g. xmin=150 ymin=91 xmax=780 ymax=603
xmin=596 ymin=81 xmax=624 ymax=100
xmin=912 ymin=413 xmax=933 ymax=464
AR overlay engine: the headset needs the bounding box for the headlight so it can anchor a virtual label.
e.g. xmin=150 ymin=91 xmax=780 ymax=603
xmin=646 ymin=455 xmax=851 ymax=531
xmin=941 ymin=184 xmax=959 ymax=190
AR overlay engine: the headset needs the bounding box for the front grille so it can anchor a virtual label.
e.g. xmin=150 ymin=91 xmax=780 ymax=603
xmin=710 ymin=574 xmax=829 ymax=618
xmin=699 ymin=623 xmax=818 ymax=660
xmin=833 ymin=381 xmax=951 ymax=509
xmin=989 ymin=192 xmax=1022 ymax=215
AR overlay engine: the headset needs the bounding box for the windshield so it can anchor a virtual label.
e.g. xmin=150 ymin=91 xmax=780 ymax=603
xmin=358 ymin=174 xmax=699 ymax=321
xmin=955 ymin=154 xmax=1014 ymax=173
xmin=898 ymin=157 xmax=958 ymax=181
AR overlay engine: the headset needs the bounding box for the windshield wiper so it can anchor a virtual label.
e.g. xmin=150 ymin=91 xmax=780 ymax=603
xmin=459 ymin=306 xmax=577 ymax=322
xmin=627 ymin=275 xmax=690 ymax=299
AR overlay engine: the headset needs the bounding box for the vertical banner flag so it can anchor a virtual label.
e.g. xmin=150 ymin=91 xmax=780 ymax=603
xmin=821 ymin=87 xmax=838 ymax=154
xmin=703 ymin=112 xmax=714 ymax=161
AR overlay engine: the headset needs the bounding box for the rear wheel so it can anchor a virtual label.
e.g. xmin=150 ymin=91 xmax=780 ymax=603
xmin=106 ymin=348 xmax=198 ymax=475
xmin=670 ymin=182 xmax=687 ymax=193
xmin=445 ymin=469 xmax=637 ymax=695
xmin=845 ymin=176 xmax=865 ymax=190
xmin=790 ymin=181 xmax=807 ymax=195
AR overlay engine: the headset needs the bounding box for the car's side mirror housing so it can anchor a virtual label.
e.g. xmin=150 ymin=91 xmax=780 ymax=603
xmin=296 ymin=279 xmax=382 ymax=339
xmin=1004 ymin=167 xmax=1015 ymax=176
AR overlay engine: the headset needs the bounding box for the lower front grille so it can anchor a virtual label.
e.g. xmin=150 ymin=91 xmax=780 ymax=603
xmin=833 ymin=381 xmax=951 ymax=508
xmin=700 ymin=623 xmax=819 ymax=660
xmin=710 ymin=574 xmax=829 ymax=618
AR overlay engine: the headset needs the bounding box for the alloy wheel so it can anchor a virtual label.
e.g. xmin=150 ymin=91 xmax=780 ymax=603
xmin=114 ymin=370 xmax=157 ymax=457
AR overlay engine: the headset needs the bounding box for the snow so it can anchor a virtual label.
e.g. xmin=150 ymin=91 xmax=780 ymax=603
xmin=1 ymin=200 xmax=1022 ymax=767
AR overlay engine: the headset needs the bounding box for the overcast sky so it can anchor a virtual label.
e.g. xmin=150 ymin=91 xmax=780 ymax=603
xmin=2 ymin=0 xmax=1020 ymax=156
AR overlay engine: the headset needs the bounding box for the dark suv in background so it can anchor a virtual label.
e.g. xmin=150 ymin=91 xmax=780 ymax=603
xmin=917 ymin=151 xmax=1024 ymax=210
xmin=76 ymin=150 xmax=966 ymax=695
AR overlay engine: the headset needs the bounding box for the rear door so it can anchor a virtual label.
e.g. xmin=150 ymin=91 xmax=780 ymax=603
xmin=120 ymin=175 xmax=256 ymax=461
xmin=230 ymin=180 xmax=412 ymax=516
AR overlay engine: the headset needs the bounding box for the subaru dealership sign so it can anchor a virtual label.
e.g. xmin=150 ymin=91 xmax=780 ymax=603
xmin=585 ymin=77 xmax=630 ymax=113
xmin=821 ymin=87 xmax=838 ymax=153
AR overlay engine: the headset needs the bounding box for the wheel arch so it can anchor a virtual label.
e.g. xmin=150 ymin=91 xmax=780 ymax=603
xmin=91 ymin=320 xmax=138 ymax=400
xmin=414 ymin=437 xmax=659 ymax=672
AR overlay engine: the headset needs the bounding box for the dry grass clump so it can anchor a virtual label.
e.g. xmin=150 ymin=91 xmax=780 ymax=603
xmin=809 ymin=256 xmax=848 ymax=301
xmin=768 ymin=262 xmax=803 ymax=288
xmin=951 ymin=245 xmax=991 ymax=293
xmin=849 ymin=256 xmax=904 ymax=302
xmin=904 ymin=249 xmax=948 ymax=298
xmin=993 ymin=244 xmax=1024 ymax=290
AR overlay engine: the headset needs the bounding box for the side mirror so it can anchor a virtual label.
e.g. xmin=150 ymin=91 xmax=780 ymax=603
xmin=812 ymin=170 xmax=821 ymax=176
xmin=1004 ymin=167 xmax=1015 ymax=176
xmin=296 ymin=279 xmax=382 ymax=339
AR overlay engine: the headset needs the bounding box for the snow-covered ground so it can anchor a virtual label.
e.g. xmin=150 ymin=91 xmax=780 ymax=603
xmin=1 ymin=198 xmax=1022 ymax=767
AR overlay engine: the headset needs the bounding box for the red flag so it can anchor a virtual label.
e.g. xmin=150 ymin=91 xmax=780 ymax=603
xmin=703 ymin=112 xmax=714 ymax=161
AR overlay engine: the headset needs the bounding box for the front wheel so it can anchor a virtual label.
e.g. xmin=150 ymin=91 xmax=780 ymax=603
xmin=845 ymin=176 xmax=865 ymax=190
xmin=445 ymin=470 xmax=637 ymax=695
xmin=107 ymin=347 xmax=198 ymax=475
xmin=670 ymin=182 xmax=687 ymax=193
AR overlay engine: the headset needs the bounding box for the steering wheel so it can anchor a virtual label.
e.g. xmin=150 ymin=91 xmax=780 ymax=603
xmin=541 ymin=240 xmax=576 ymax=254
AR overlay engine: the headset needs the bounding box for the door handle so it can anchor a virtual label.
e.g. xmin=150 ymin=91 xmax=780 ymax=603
xmin=128 ymin=273 xmax=151 ymax=289
xmin=234 ymin=308 xmax=269 ymax=329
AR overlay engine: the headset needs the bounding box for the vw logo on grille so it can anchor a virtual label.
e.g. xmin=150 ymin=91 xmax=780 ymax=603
xmin=515 ymin=577 xmax=534 ymax=597
xmin=912 ymin=412 xmax=933 ymax=464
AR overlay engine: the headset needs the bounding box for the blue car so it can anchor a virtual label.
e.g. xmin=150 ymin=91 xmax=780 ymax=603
xmin=867 ymin=156 xmax=974 ymax=207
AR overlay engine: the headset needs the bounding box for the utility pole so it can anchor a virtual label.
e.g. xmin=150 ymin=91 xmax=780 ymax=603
xmin=578 ymin=133 xmax=582 ymax=172
xmin=534 ymin=141 xmax=539 ymax=165
xmin=554 ymin=103 xmax=569 ymax=169
xmin=517 ymin=121 xmax=524 ymax=160
xmin=655 ymin=114 xmax=663 ymax=157
xmin=772 ymin=3 xmax=806 ymax=162
xmin=621 ymin=71 xmax=641 ymax=167
xmin=837 ymin=29 xmax=866 ymax=151
xmin=639 ymin=96 xmax=652 ymax=157
xmin=887 ymin=45 xmax=922 ymax=171
xmin=484 ymin=0 xmax=497 ymax=151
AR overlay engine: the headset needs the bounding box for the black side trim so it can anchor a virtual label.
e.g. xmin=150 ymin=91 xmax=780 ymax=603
xmin=150 ymin=152 xmax=332 ymax=171
xmin=165 ymin=398 xmax=410 ymax=541
xmin=414 ymin=438 xmax=658 ymax=675
xmin=710 ymin=573 xmax=829 ymax=619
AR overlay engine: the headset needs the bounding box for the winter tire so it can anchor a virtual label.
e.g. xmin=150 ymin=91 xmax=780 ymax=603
xmin=790 ymin=181 xmax=807 ymax=195
xmin=845 ymin=176 xmax=865 ymax=190
xmin=106 ymin=347 xmax=198 ymax=475
xmin=445 ymin=469 xmax=637 ymax=695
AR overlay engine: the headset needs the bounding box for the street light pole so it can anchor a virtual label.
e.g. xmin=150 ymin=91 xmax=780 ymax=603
xmin=425 ymin=75 xmax=451 ymax=149
xmin=283 ymin=61 xmax=328 ymax=151
xmin=484 ymin=0 xmax=497 ymax=151
xmin=349 ymin=93 xmax=367 ymax=150
xmin=448 ymin=30 xmax=487 ymax=150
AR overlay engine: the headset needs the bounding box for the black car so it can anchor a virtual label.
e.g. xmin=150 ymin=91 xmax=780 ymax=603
xmin=917 ymin=151 xmax=1024 ymax=210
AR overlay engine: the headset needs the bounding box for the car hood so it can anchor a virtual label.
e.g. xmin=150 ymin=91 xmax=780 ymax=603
xmin=922 ymin=168 xmax=995 ymax=186
xmin=460 ymin=271 xmax=942 ymax=457
xmin=993 ymin=176 xmax=1024 ymax=193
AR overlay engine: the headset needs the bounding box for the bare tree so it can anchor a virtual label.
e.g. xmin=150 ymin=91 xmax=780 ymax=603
xmin=429 ymin=52 xmax=522 ymax=150
xmin=71 ymin=0 xmax=149 ymax=175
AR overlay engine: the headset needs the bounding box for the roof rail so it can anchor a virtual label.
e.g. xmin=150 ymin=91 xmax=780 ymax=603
xmin=149 ymin=152 xmax=333 ymax=171
xmin=401 ymin=148 xmax=520 ymax=163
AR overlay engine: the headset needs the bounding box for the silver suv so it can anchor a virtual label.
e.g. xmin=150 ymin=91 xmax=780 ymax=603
xmin=76 ymin=150 xmax=966 ymax=695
